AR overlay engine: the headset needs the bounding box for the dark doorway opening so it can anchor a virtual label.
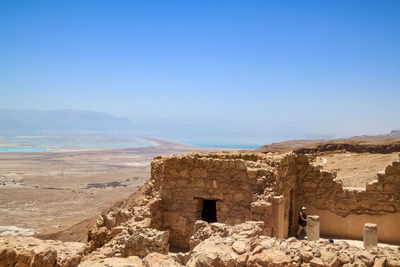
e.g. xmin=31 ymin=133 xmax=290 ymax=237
xmin=202 ymin=199 xmax=217 ymax=223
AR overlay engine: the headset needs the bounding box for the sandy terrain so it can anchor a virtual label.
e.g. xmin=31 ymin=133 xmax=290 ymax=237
xmin=2 ymin=135 xmax=399 ymax=243
xmin=311 ymin=152 xmax=400 ymax=188
xmin=0 ymin=139 xmax=225 ymax=240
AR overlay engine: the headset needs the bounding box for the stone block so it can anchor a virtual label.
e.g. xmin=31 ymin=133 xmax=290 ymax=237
xmin=272 ymin=195 xmax=285 ymax=238
xmin=235 ymin=159 xmax=247 ymax=170
xmin=363 ymin=223 xmax=378 ymax=248
xmin=310 ymin=257 xmax=324 ymax=267
xmin=247 ymin=168 xmax=258 ymax=179
xmin=307 ymin=215 xmax=320 ymax=241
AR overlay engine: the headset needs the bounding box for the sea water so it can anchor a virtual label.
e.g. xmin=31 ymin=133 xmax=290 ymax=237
xmin=187 ymin=143 xmax=260 ymax=149
xmin=0 ymin=133 xmax=270 ymax=152
xmin=0 ymin=147 xmax=52 ymax=153
xmin=0 ymin=135 xmax=154 ymax=152
xmin=0 ymin=147 xmax=78 ymax=153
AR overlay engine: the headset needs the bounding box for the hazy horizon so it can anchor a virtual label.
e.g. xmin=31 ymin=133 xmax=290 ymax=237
xmin=0 ymin=108 xmax=323 ymax=148
xmin=0 ymin=108 xmax=398 ymax=149
xmin=1 ymin=1 xmax=400 ymax=145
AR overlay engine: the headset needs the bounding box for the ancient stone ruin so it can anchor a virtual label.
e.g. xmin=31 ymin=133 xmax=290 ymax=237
xmin=148 ymin=152 xmax=400 ymax=249
xmin=1 ymin=151 xmax=400 ymax=266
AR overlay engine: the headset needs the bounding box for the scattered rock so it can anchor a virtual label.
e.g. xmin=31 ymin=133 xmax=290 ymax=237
xmin=0 ymin=236 xmax=86 ymax=267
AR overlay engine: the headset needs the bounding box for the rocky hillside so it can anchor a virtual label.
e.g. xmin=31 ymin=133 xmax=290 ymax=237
xmin=257 ymin=130 xmax=400 ymax=153
xmin=294 ymin=140 xmax=400 ymax=154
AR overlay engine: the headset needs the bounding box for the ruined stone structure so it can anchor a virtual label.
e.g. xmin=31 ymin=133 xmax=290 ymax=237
xmin=2 ymin=151 xmax=400 ymax=266
xmin=295 ymin=155 xmax=400 ymax=244
xmin=149 ymin=152 xmax=400 ymax=248
xmin=151 ymin=152 xmax=294 ymax=249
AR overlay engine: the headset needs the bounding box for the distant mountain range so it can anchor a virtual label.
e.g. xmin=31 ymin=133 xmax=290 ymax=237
xmin=1 ymin=109 xmax=399 ymax=150
xmin=0 ymin=109 xmax=136 ymax=135
xmin=257 ymin=129 xmax=400 ymax=152
xmin=349 ymin=129 xmax=400 ymax=140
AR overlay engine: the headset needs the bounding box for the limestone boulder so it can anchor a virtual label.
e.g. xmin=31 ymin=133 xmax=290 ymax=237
xmin=247 ymin=249 xmax=298 ymax=267
xmin=0 ymin=236 xmax=86 ymax=267
xmin=143 ymin=252 xmax=183 ymax=267
xmin=78 ymin=256 xmax=144 ymax=267
xmin=91 ymin=225 xmax=170 ymax=259
xmin=186 ymin=235 xmax=238 ymax=267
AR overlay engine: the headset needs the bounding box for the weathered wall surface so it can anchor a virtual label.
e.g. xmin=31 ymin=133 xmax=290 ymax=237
xmin=274 ymin=154 xmax=311 ymax=237
xmin=295 ymin=140 xmax=400 ymax=154
xmin=296 ymin=156 xmax=400 ymax=244
xmin=152 ymin=152 xmax=400 ymax=247
xmin=297 ymin=159 xmax=400 ymax=216
xmin=87 ymin=152 xmax=400 ymax=252
xmin=152 ymin=152 xmax=292 ymax=248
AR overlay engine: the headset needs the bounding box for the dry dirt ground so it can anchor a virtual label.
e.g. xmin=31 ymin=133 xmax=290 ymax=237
xmin=311 ymin=152 xmax=400 ymax=188
xmin=0 ymin=140 xmax=224 ymax=241
xmin=1 ymin=136 xmax=399 ymax=243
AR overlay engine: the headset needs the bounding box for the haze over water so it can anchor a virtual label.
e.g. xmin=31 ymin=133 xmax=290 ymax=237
xmin=1 ymin=1 xmax=399 ymax=146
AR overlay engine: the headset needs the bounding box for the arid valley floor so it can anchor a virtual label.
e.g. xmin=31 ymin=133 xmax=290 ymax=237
xmin=1 ymin=138 xmax=400 ymax=266
xmin=0 ymin=139 xmax=222 ymax=241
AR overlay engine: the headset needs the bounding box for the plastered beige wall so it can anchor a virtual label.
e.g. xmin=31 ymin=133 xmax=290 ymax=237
xmin=307 ymin=206 xmax=400 ymax=245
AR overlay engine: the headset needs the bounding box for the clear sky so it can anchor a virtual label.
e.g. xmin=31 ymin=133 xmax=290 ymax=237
xmin=1 ymin=0 xmax=399 ymax=144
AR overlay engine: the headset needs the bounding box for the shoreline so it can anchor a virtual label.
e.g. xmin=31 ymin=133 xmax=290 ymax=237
xmin=0 ymin=136 xmax=248 ymax=153
xmin=0 ymin=137 xmax=240 ymax=238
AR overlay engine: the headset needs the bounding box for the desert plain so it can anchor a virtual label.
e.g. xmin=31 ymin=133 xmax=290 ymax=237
xmin=0 ymin=139 xmax=223 ymax=241
xmin=1 ymin=138 xmax=400 ymax=266
xmin=1 ymin=137 xmax=399 ymax=243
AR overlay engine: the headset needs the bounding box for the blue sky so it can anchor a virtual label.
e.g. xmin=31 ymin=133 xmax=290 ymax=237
xmin=0 ymin=1 xmax=399 ymax=145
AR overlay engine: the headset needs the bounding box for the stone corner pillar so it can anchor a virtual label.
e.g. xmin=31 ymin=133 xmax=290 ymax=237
xmin=363 ymin=223 xmax=378 ymax=248
xmin=307 ymin=215 xmax=320 ymax=241
xmin=272 ymin=195 xmax=285 ymax=238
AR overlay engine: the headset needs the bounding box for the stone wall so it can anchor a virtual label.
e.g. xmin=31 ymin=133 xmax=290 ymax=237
xmin=295 ymin=156 xmax=400 ymax=244
xmin=296 ymin=158 xmax=400 ymax=217
xmin=152 ymin=152 xmax=400 ymax=247
xmin=151 ymin=152 xmax=292 ymax=249
xmin=295 ymin=140 xmax=400 ymax=154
